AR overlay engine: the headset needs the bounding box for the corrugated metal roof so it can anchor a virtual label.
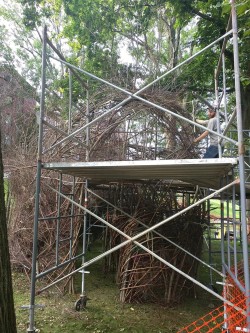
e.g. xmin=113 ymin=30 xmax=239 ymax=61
xmin=43 ymin=158 xmax=238 ymax=189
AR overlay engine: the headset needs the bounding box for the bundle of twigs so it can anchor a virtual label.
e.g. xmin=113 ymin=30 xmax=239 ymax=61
xmin=101 ymin=183 xmax=205 ymax=304
xmin=68 ymin=85 xmax=199 ymax=162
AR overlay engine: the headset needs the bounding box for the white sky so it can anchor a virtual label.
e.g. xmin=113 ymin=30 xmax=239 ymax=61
xmin=119 ymin=40 xmax=135 ymax=64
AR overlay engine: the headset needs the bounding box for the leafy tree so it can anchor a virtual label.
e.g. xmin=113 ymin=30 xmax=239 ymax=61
xmin=16 ymin=0 xmax=186 ymax=84
xmin=162 ymin=0 xmax=250 ymax=129
xmin=2 ymin=0 xmax=249 ymax=129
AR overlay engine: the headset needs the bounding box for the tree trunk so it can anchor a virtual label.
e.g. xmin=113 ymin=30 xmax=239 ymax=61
xmin=0 ymin=122 xmax=17 ymax=333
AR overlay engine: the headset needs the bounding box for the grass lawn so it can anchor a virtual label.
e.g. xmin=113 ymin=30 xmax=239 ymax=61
xmin=13 ymin=255 xmax=222 ymax=333
xmin=209 ymin=199 xmax=240 ymax=219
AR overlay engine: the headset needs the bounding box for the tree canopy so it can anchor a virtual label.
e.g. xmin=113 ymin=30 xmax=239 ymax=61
xmin=0 ymin=0 xmax=249 ymax=127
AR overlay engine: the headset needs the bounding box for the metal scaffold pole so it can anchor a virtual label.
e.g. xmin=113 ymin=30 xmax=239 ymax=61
xmin=27 ymin=26 xmax=47 ymax=333
xmin=82 ymin=82 xmax=90 ymax=296
xmin=231 ymin=0 xmax=250 ymax=329
xmin=75 ymin=81 xmax=90 ymax=311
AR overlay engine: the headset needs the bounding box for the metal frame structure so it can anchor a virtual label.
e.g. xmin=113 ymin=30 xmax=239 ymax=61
xmin=27 ymin=1 xmax=250 ymax=331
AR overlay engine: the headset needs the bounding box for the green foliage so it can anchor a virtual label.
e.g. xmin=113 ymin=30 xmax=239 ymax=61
xmin=1 ymin=0 xmax=250 ymax=126
xmin=18 ymin=0 xmax=58 ymax=29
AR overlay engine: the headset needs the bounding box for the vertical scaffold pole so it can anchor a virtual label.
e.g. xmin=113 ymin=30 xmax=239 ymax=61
xmin=68 ymin=69 xmax=72 ymax=134
xmin=27 ymin=26 xmax=47 ymax=333
xmin=222 ymin=54 xmax=228 ymax=123
xmin=81 ymin=82 xmax=90 ymax=297
xmin=231 ymin=0 xmax=250 ymax=328
xmin=214 ymin=71 xmax=223 ymax=158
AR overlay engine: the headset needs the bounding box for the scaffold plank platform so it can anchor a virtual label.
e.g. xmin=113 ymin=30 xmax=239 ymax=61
xmin=43 ymin=158 xmax=238 ymax=189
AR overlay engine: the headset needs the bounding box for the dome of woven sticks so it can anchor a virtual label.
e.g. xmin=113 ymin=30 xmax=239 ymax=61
xmin=85 ymin=87 xmax=197 ymax=161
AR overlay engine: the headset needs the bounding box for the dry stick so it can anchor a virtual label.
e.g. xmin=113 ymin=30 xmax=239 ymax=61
xmin=89 ymin=114 xmax=127 ymax=154
xmin=87 ymin=187 xmax=223 ymax=278
xmin=172 ymin=252 xmax=186 ymax=302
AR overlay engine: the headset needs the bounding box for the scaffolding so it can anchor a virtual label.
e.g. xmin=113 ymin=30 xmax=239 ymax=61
xmin=27 ymin=1 xmax=250 ymax=332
